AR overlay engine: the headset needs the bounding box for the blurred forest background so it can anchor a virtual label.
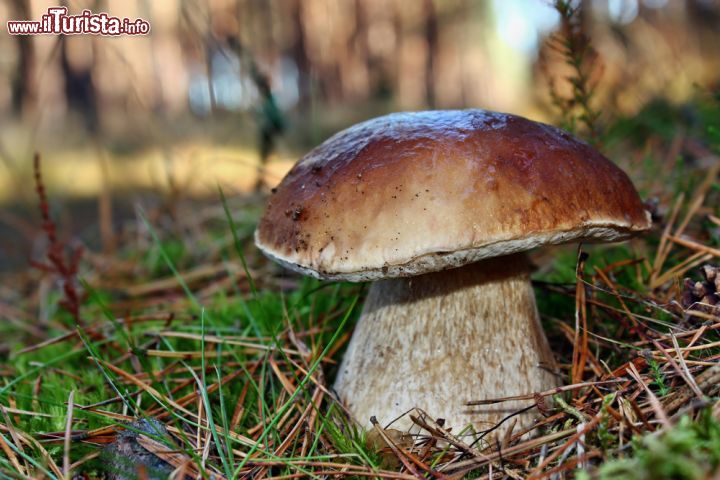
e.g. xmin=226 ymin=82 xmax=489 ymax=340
xmin=1 ymin=0 xmax=719 ymax=270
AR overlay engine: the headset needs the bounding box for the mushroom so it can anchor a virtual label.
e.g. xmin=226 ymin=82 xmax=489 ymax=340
xmin=255 ymin=110 xmax=651 ymax=433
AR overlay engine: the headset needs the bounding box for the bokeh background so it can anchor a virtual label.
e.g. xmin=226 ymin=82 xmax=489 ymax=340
xmin=1 ymin=0 xmax=719 ymax=270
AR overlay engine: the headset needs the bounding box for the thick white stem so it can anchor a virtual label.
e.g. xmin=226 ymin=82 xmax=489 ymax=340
xmin=334 ymin=253 xmax=558 ymax=434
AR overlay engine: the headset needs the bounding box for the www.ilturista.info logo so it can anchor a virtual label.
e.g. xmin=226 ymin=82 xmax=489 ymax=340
xmin=7 ymin=7 xmax=150 ymax=36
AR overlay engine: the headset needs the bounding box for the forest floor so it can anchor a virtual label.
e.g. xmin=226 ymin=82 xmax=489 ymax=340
xmin=1 ymin=93 xmax=720 ymax=479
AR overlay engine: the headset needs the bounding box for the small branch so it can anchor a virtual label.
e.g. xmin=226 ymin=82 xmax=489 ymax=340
xmin=63 ymin=390 xmax=75 ymax=479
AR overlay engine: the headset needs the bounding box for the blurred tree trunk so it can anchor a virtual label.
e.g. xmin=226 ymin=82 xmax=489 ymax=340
xmin=8 ymin=0 xmax=34 ymax=116
xmin=423 ymin=0 xmax=438 ymax=108
xmin=291 ymin=0 xmax=311 ymax=110
xmin=59 ymin=0 xmax=100 ymax=134
xmin=392 ymin=1 xmax=402 ymax=100
xmin=687 ymin=0 xmax=720 ymax=61
xmin=350 ymin=0 xmax=368 ymax=94
xmin=60 ymin=40 xmax=99 ymax=134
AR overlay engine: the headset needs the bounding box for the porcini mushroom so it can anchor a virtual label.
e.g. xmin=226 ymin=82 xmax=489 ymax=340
xmin=255 ymin=110 xmax=651 ymax=432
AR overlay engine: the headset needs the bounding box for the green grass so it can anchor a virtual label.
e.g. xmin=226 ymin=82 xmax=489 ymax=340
xmin=580 ymin=412 xmax=720 ymax=480
xmin=2 ymin=268 xmax=371 ymax=477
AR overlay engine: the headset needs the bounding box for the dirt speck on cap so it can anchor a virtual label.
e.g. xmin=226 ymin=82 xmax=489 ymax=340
xmin=286 ymin=206 xmax=304 ymax=221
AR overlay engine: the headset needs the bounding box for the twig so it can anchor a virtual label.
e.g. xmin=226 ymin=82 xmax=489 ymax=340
xmin=63 ymin=390 xmax=75 ymax=479
xmin=667 ymin=235 xmax=720 ymax=258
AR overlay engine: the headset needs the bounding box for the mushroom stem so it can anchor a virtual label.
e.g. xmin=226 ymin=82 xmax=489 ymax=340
xmin=334 ymin=252 xmax=558 ymax=434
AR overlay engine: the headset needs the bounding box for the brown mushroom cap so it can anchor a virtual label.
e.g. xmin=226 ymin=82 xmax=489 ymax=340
xmin=255 ymin=110 xmax=651 ymax=281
